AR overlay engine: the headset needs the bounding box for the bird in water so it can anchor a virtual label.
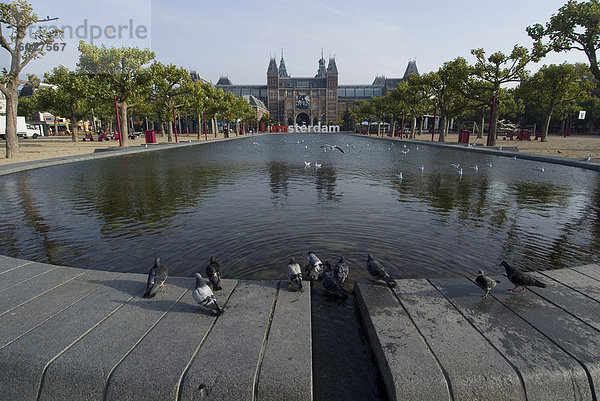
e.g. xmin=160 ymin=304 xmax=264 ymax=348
xmin=205 ymin=256 xmax=222 ymax=291
xmin=366 ymin=253 xmax=396 ymax=287
xmin=143 ymin=257 xmax=168 ymax=298
xmin=192 ymin=272 xmax=223 ymax=315
xmin=306 ymin=251 xmax=324 ymax=280
xmin=333 ymin=257 xmax=349 ymax=284
xmin=304 ymin=161 xmax=311 ymax=168
xmin=475 ymin=270 xmax=500 ymax=299
xmin=286 ymin=257 xmax=303 ymax=291
xmin=320 ymin=144 xmax=345 ymax=153
xmin=501 ymin=261 xmax=546 ymax=293
xmin=322 ymin=271 xmax=349 ymax=298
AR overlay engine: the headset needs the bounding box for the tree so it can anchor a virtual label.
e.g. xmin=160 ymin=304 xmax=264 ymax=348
xmin=469 ymin=45 xmax=544 ymax=146
xmin=422 ymin=57 xmax=471 ymax=142
xmin=0 ymin=0 xmax=60 ymax=158
xmin=78 ymin=41 xmax=155 ymax=146
xmin=396 ymin=74 xmax=431 ymax=138
xmin=148 ymin=62 xmax=191 ymax=142
xmin=518 ymin=63 xmax=593 ymax=140
xmin=37 ymin=65 xmax=103 ymax=142
xmin=528 ymin=0 xmax=600 ymax=82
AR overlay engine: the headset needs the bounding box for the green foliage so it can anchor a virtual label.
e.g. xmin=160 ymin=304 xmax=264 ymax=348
xmin=77 ymin=41 xmax=155 ymax=104
xmin=528 ymin=0 xmax=600 ymax=81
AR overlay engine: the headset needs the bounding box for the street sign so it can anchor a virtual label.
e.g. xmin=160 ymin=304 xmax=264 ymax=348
xmin=579 ymin=110 xmax=586 ymax=119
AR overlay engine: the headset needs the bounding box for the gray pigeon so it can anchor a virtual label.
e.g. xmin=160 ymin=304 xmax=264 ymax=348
xmin=143 ymin=257 xmax=168 ymax=298
xmin=333 ymin=257 xmax=349 ymax=284
xmin=305 ymin=251 xmax=324 ymax=280
xmin=501 ymin=261 xmax=546 ymax=293
xmin=205 ymin=256 xmax=222 ymax=291
xmin=475 ymin=270 xmax=500 ymax=299
xmin=192 ymin=273 xmax=223 ymax=315
xmin=366 ymin=253 xmax=396 ymax=287
xmin=322 ymin=271 xmax=349 ymax=298
xmin=286 ymin=257 xmax=303 ymax=291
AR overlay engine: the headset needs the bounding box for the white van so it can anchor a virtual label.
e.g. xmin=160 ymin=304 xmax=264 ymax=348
xmin=0 ymin=115 xmax=40 ymax=139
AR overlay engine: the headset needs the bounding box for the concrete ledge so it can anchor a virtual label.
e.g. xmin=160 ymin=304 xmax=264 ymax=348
xmin=0 ymin=256 xmax=312 ymax=401
xmin=356 ymin=271 xmax=600 ymax=400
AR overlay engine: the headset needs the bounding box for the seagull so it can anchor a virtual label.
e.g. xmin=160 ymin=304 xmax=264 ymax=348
xmin=418 ymin=165 xmax=424 ymax=172
xmin=314 ymin=162 xmax=322 ymax=168
xmin=320 ymin=144 xmax=345 ymax=153
xmin=401 ymin=149 xmax=410 ymax=155
xmin=470 ymin=165 xmax=478 ymax=171
xmin=499 ymin=146 xmax=503 ymax=150
xmin=192 ymin=272 xmax=223 ymax=315
xmin=304 ymin=161 xmax=311 ymax=168
xmin=322 ymin=271 xmax=349 ymax=298
xmin=333 ymin=257 xmax=349 ymax=284
xmin=286 ymin=257 xmax=303 ymax=291
xmin=143 ymin=257 xmax=168 ymax=298
xmin=512 ymin=155 xmax=517 ymax=160
xmin=451 ymin=163 xmax=460 ymax=169
xmin=366 ymin=253 xmax=396 ymax=287
xmin=205 ymin=256 xmax=222 ymax=291
xmin=501 ymin=261 xmax=546 ymax=293
xmin=306 ymin=251 xmax=324 ymax=280
xmin=457 ymin=168 xmax=463 ymax=176
xmin=486 ymin=162 xmax=493 ymax=167
xmin=580 ymin=155 xmax=592 ymax=161
xmin=534 ymin=166 xmax=545 ymax=172
xmin=475 ymin=270 xmax=500 ymax=299
xmin=416 ymin=146 xmax=419 ymax=150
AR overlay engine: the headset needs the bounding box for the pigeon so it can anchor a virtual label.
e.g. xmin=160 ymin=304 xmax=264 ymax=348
xmin=320 ymin=144 xmax=345 ymax=153
xmin=143 ymin=257 xmax=168 ymax=298
xmin=205 ymin=256 xmax=222 ymax=291
xmin=580 ymin=155 xmax=592 ymax=161
xmin=366 ymin=253 xmax=396 ymax=287
xmin=557 ymin=150 xmax=562 ymax=154
xmin=192 ymin=272 xmax=223 ymax=315
xmin=286 ymin=257 xmax=303 ymax=291
xmin=333 ymin=257 xmax=349 ymax=284
xmin=501 ymin=261 xmax=546 ymax=293
xmin=306 ymin=251 xmax=324 ymax=280
xmin=322 ymin=271 xmax=349 ymax=298
xmin=475 ymin=270 xmax=500 ymax=299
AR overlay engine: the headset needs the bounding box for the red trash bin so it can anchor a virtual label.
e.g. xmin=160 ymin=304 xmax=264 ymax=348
xmin=144 ymin=130 xmax=156 ymax=144
xmin=458 ymin=129 xmax=470 ymax=143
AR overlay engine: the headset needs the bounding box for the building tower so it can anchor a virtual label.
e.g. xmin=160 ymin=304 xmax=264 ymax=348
xmin=315 ymin=49 xmax=326 ymax=78
xmin=267 ymin=56 xmax=280 ymax=123
xmin=278 ymin=49 xmax=289 ymax=78
xmin=326 ymin=56 xmax=338 ymax=123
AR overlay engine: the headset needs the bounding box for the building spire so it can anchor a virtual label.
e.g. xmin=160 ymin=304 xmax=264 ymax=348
xmin=278 ymin=48 xmax=289 ymax=77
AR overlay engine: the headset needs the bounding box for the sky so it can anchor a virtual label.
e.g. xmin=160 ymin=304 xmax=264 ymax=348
xmin=1 ymin=0 xmax=590 ymax=85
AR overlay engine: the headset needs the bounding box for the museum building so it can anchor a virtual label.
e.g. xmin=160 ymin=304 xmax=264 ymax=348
xmin=214 ymin=52 xmax=418 ymax=126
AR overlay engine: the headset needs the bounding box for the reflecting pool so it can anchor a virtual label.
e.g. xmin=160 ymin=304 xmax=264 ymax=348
xmin=0 ymin=133 xmax=598 ymax=280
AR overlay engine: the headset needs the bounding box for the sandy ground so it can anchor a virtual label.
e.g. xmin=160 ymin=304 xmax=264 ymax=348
xmin=0 ymin=132 xmax=599 ymax=166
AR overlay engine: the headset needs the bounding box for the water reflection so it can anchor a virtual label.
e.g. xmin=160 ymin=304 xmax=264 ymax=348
xmin=0 ymin=133 xmax=598 ymax=280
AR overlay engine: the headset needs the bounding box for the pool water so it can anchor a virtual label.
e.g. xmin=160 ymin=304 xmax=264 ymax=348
xmin=0 ymin=133 xmax=598 ymax=280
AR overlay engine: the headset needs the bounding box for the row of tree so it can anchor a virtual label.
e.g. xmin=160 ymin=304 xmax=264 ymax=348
xmin=21 ymin=44 xmax=259 ymax=146
xmin=344 ymin=57 xmax=595 ymax=146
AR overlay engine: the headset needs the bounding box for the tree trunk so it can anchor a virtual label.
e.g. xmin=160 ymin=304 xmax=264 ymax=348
xmin=167 ymin=118 xmax=174 ymax=142
xmin=411 ymin=116 xmax=417 ymax=139
xmin=70 ymin=111 xmax=79 ymax=143
xmin=488 ymin=98 xmax=498 ymax=147
xmin=160 ymin=122 xmax=166 ymax=138
xmin=212 ymin=117 xmax=217 ymax=138
xmin=438 ymin=115 xmax=447 ymax=142
xmin=479 ymin=111 xmax=485 ymax=139
xmin=4 ymin=88 xmax=19 ymax=158
xmin=542 ymin=110 xmax=552 ymax=142
xmin=197 ymin=113 xmax=202 ymax=139
xmin=119 ymin=103 xmax=129 ymax=146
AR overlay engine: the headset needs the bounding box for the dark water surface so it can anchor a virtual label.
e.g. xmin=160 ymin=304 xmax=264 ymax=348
xmin=2 ymin=132 xmax=598 ymax=400
xmin=1 ymin=133 xmax=598 ymax=279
